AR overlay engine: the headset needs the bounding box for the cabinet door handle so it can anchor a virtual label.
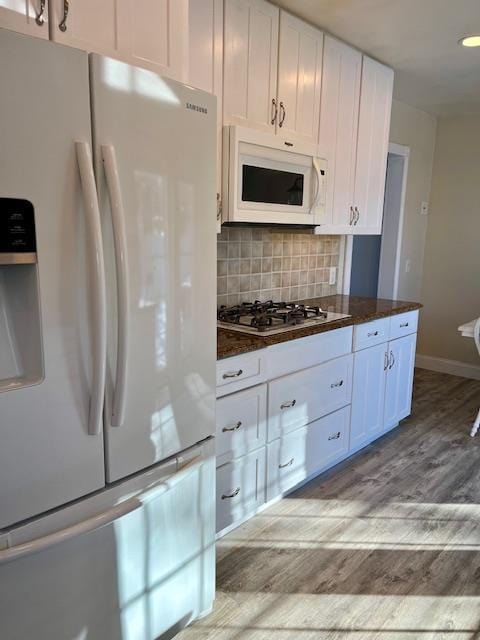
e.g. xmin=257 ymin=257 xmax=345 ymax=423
xmin=279 ymin=457 xmax=294 ymax=469
xmin=354 ymin=207 xmax=360 ymax=225
xmin=328 ymin=431 xmax=341 ymax=441
xmin=367 ymin=330 xmax=379 ymax=337
xmin=217 ymin=192 xmax=222 ymax=221
xmin=384 ymin=351 xmax=389 ymax=370
xmin=221 ymin=487 xmax=240 ymax=500
xmin=222 ymin=369 xmax=243 ymax=379
xmin=35 ymin=0 xmax=46 ymax=25
xmin=400 ymin=322 xmax=409 ymax=328
xmin=271 ymin=98 xmax=278 ymax=125
xmin=280 ymin=399 xmax=296 ymax=409
xmin=59 ymin=0 xmax=69 ymax=32
xmin=330 ymin=380 xmax=344 ymax=388
xmin=279 ymin=101 xmax=286 ymax=127
xmin=349 ymin=206 xmax=354 ymax=225
xmin=389 ymin=350 xmax=395 ymax=369
xmin=222 ymin=421 xmax=242 ymax=433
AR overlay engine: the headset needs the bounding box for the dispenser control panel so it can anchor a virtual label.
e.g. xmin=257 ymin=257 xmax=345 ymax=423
xmin=0 ymin=198 xmax=36 ymax=254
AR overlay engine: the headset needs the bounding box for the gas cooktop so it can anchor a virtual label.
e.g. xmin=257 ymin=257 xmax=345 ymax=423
xmin=217 ymin=300 xmax=351 ymax=335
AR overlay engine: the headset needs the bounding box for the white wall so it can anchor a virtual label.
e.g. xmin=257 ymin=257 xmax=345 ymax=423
xmin=417 ymin=115 xmax=480 ymax=366
xmin=388 ymin=99 xmax=437 ymax=301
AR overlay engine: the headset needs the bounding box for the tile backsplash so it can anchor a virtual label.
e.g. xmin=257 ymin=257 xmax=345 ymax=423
xmin=217 ymin=227 xmax=341 ymax=308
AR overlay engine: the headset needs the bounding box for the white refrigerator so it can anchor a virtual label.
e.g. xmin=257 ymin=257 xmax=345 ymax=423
xmin=0 ymin=28 xmax=216 ymax=639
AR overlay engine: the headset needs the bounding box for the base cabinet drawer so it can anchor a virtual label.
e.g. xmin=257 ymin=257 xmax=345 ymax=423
xmin=267 ymin=406 xmax=351 ymax=501
xmin=353 ymin=317 xmax=390 ymax=351
xmin=266 ymin=326 xmax=353 ymax=378
xmin=268 ymin=354 xmax=353 ymax=440
xmin=389 ymin=310 xmax=418 ymax=341
xmin=216 ymin=351 xmax=266 ymax=396
xmin=216 ymin=448 xmax=266 ymax=533
xmin=216 ymin=384 xmax=267 ymax=465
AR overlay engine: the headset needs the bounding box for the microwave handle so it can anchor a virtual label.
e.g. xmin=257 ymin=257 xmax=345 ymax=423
xmin=310 ymin=157 xmax=323 ymax=215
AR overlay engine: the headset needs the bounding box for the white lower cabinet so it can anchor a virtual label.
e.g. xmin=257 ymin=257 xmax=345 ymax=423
xmin=384 ymin=333 xmax=417 ymax=431
xmin=216 ymin=318 xmax=418 ymax=536
xmin=351 ymin=326 xmax=418 ymax=451
xmin=216 ymin=383 xmax=267 ymax=465
xmin=350 ymin=343 xmax=387 ymax=451
xmin=216 ymin=447 xmax=266 ymax=533
xmin=267 ymin=406 xmax=350 ymax=501
xmin=268 ymin=353 xmax=353 ymax=441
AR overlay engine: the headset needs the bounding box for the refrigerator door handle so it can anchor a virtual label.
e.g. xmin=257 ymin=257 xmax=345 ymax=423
xmin=101 ymin=144 xmax=130 ymax=428
xmin=0 ymin=454 xmax=204 ymax=565
xmin=0 ymin=498 xmax=141 ymax=566
xmin=75 ymin=141 xmax=107 ymax=436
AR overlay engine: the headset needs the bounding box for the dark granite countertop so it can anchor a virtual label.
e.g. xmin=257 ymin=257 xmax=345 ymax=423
xmin=217 ymin=295 xmax=422 ymax=360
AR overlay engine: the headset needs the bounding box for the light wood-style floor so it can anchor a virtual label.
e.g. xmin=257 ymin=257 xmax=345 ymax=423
xmin=179 ymin=369 xmax=480 ymax=640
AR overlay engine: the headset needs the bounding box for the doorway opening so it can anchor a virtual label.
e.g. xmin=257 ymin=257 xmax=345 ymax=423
xmin=344 ymin=143 xmax=409 ymax=298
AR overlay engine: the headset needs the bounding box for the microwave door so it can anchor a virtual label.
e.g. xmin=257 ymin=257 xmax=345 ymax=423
xmin=237 ymin=154 xmax=312 ymax=217
xmin=241 ymin=164 xmax=305 ymax=208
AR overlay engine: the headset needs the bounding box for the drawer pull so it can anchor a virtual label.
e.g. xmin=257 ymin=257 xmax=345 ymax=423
xmin=222 ymin=421 xmax=242 ymax=433
xmin=328 ymin=431 xmax=341 ymax=441
xmin=400 ymin=322 xmax=409 ymax=328
xmin=367 ymin=330 xmax=379 ymax=337
xmin=221 ymin=487 xmax=240 ymax=500
xmin=279 ymin=457 xmax=294 ymax=469
xmin=280 ymin=399 xmax=296 ymax=409
xmin=330 ymin=380 xmax=344 ymax=388
xmin=222 ymin=369 xmax=243 ymax=379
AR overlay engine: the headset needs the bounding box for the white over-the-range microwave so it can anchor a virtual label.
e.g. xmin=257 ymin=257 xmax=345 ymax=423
xmin=222 ymin=125 xmax=327 ymax=226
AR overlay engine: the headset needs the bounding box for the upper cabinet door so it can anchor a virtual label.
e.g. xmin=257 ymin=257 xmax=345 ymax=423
xmin=49 ymin=0 xmax=120 ymax=55
xmin=277 ymin=11 xmax=323 ymax=144
xmin=116 ymin=0 xmax=188 ymax=79
xmin=50 ymin=0 xmax=188 ymax=80
xmin=223 ymin=0 xmax=279 ymax=133
xmin=0 ymin=0 xmax=48 ymax=38
xmin=187 ymin=0 xmax=222 ymax=95
xmin=353 ymin=56 xmax=394 ymax=233
xmin=188 ymin=0 xmax=223 ymax=226
xmin=318 ymin=37 xmax=361 ymax=230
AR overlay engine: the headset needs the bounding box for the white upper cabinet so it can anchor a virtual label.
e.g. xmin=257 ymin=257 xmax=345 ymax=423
xmin=223 ymin=0 xmax=279 ymax=133
xmin=187 ymin=0 xmax=223 ymax=94
xmin=116 ymin=0 xmax=188 ymax=78
xmin=353 ymin=56 xmax=394 ymax=233
xmin=49 ymin=0 xmax=120 ymax=56
xmin=188 ymin=0 xmax=223 ymax=229
xmin=0 ymin=0 xmax=49 ymax=38
xmin=49 ymin=0 xmax=188 ymax=80
xmin=317 ymin=39 xmax=393 ymax=235
xmin=318 ymin=36 xmax=362 ymax=232
xmin=223 ymin=4 xmax=322 ymax=143
xmin=277 ymin=12 xmax=323 ymax=144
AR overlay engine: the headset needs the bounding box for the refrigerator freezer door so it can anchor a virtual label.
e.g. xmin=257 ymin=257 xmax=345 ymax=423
xmin=0 ymin=29 xmax=105 ymax=528
xmin=90 ymin=55 xmax=217 ymax=481
xmin=0 ymin=440 xmax=215 ymax=640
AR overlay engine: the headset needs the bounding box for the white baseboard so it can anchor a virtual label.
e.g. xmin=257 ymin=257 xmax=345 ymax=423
xmin=416 ymin=354 xmax=480 ymax=380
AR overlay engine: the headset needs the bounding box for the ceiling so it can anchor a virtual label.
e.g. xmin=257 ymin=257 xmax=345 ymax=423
xmin=273 ymin=0 xmax=480 ymax=116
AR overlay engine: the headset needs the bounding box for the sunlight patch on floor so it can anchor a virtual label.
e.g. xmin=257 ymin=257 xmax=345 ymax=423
xmin=181 ymin=593 xmax=480 ymax=639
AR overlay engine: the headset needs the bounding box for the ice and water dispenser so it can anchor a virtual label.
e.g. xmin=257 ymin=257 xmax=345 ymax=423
xmin=0 ymin=198 xmax=43 ymax=391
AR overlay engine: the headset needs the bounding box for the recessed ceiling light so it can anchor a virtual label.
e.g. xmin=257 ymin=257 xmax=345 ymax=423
xmin=460 ymin=35 xmax=480 ymax=47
